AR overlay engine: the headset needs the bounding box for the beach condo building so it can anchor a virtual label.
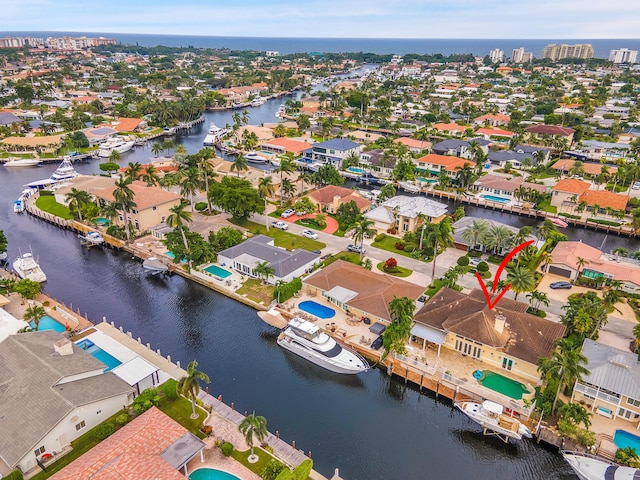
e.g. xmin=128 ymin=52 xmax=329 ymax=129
xmin=363 ymin=195 xmax=448 ymax=235
xmin=306 ymin=138 xmax=362 ymax=169
xmin=413 ymin=288 xmax=566 ymax=384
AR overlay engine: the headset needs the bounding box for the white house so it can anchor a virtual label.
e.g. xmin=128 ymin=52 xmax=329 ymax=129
xmin=307 ymin=138 xmax=362 ymax=168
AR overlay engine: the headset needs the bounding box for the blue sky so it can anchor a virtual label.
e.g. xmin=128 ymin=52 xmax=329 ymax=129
xmin=3 ymin=0 xmax=639 ymax=38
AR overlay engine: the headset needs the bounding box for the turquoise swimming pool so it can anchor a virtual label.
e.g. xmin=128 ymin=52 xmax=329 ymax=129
xmin=418 ymin=177 xmax=437 ymax=183
xmin=30 ymin=315 xmax=65 ymax=333
xmin=204 ymin=264 xmax=233 ymax=279
xmin=347 ymin=166 xmax=366 ymax=174
xmin=480 ymin=194 xmax=510 ymax=204
xmin=189 ymin=468 xmax=241 ymax=480
xmin=166 ymin=251 xmax=187 ymax=263
xmin=614 ymin=429 xmax=640 ymax=453
xmin=75 ymin=339 xmax=122 ymax=371
xmin=298 ymin=300 xmax=336 ymax=319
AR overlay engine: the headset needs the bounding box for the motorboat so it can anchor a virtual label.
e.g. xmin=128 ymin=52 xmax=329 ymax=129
xmin=79 ymin=231 xmax=104 ymax=246
xmin=97 ymin=137 xmax=135 ymax=158
xmin=250 ymin=97 xmax=266 ymax=107
xmin=142 ymin=256 xmax=169 ymax=275
xmin=0 ymin=251 xmax=6 ymax=262
xmin=455 ymin=400 xmax=532 ymax=442
xmin=25 ymin=158 xmax=79 ymax=189
xmin=549 ymin=217 xmax=569 ymax=228
xmin=203 ymin=122 xmax=228 ymax=146
xmin=277 ymin=317 xmax=370 ymax=375
xmin=13 ymin=199 xmax=25 ymax=213
xmin=562 ymin=451 xmax=640 ymax=480
xmin=3 ymin=158 xmax=41 ymax=167
xmin=13 ymin=252 xmax=47 ymax=282
xmin=275 ymin=104 xmax=286 ymax=118
xmin=245 ymin=151 xmax=269 ymax=164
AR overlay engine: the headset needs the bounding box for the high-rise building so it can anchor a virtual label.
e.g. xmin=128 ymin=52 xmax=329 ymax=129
xmin=609 ymin=48 xmax=638 ymax=64
xmin=542 ymin=43 xmax=594 ymax=61
xmin=489 ymin=48 xmax=504 ymax=63
xmin=511 ymin=48 xmax=533 ymax=63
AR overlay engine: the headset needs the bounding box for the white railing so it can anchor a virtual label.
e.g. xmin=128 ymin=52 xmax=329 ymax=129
xmin=575 ymin=383 xmax=621 ymax=405
xmin=393 ymin=353 xmax=438 ymax=376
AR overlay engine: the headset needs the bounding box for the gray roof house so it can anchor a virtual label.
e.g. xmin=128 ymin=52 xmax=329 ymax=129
xmin=0 ymin=331 xmax=134 ymax=474
xmin=431 ymin=138 xmax=490 ymax=159
xmin=307 ymin=138 xmax=362 ymax=168
xmin=572 ymin=339 xmax=640 ymax=423
xmin=487 ymin=145 xmax=549 ymax=168
xmin=217 ymin=235 xmax=320 ymax=284
xmin=0 ymin=111 xmax=22 ymax=125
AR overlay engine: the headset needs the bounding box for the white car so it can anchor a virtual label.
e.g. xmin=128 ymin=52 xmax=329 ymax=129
xmin=281 ymin=209 xmax=295 ymax=218
xmin=633 ymin=181 xmax=640 ymax=190
xmin=272 ymin=221 xmax=288 ymax=230
xmin=301 ymin=229 xmax=318 ymax=239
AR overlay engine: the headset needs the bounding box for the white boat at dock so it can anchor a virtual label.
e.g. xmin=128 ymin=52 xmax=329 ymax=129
xmin=562 ymin=451 xmax=639 ymax=480
xmin=275 ymin=104 xmax=286 ymax=118
xmin=245 ymin=151 xmax=269 ymax=164
xmin=455 ymin=400 xmax=532 ymax=442
xmin=13 ymin=252 xmax=47 ymax=283
xmin=203 ymin=122 xmax=228 ymax=146
xmin=250 ymin=97 xmax=266 ymax=107
xmin=550 ymin=217 xmax=569 ymax=228
xmin=13 ymin=199 xmax=25 ymax=213
xmin=79 ymin=231 xmax=104 ymax=246
xmin=97 ymin=137 xmax=135 ymax=158
xmin=276 ymin=316 xmax=369 ymax=375
xmin=142 ymin=257 xmax=169 ymax=275
xmin=398 ymin=181 xmax=422 ymax=194
xmin=25 ymin=157 xmax=79 ymax=188
xmin=3 ymin=158 xmax=42 ymax=167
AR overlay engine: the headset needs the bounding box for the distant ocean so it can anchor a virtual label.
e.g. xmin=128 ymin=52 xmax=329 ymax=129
xmin=3 ymin=31 xmax=640 ymax=58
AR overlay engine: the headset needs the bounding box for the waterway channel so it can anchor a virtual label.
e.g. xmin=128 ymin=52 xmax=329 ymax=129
xmin=1 ymin=83 xmax=625 ymax=478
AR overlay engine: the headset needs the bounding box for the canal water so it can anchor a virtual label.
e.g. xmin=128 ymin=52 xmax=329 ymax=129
xmin=0 ymin=86 xmax=617 ymax=478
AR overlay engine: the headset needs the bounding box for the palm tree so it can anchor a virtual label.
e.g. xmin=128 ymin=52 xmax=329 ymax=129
xmin=575 ymin=256 xmax=588 ymax=276
xmin=526 ymin=290 xmax=549 ymax=312
xmin=177 ymin=360 xmax=210 ymax=419
xmin=65 ymin=188 xmax=92 ymax=222
xmin=254 ymin=261 xmax=274 ymax=285
xmin=425 ymin=216 xmax=455 ymax=282
xmin=461 ymin=219 xmax=490 ymax=251
xmin=179 ymin=168 xmax=201 ymax=213
xmin=506 ymin=265 xmax=536 ymax=301
xmin=23 ymin=304 xmax=46 ymax=331
xmin=349 ymin=218 xmax=376 ymax=262
xmin=109 ymin=149 xmax=121 ymax=163
xmin=537 ymin=339 xmax=589 ymax=415
xmin=280 ymin=178 xmax=296 ymax=204
xmin=239 ymin=413 xmax=268 ymax=461
xmin=485 ymin=225 xmax=514 ymax=254
xmin=198 ymin=153 xmax=217 ymax=212
xmin=141 ymin=164 xmax=161 ymax=187
xmin=166 ymin=200 xmax=193 ymax=268
xmin=258 ymin=176 xmax=275 ymax=231
xmin=455 ymin=163 xmax=476 ymax=191
xmin=416 ymin=213 xmax=428 ymax=251
xmin=230 ymin=155 xmax=249 ymax=177
xmin=536 ymin=219 xmax=558 ymax=242
xmin=542 ymin=254 xmax=554 ymax=275
xmin=125 ymin=161 xmax=143 ymax=182
xmin=151 ymin=142 xmax=163 ymax=157
xmin=274 ymin=156 xmax=296 ymax=205
xmin=113 ymin=177 xmax=136 ymax=240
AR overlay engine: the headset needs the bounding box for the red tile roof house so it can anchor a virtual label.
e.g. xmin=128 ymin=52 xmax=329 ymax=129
xmin=308 ymin=185 xmax=371 ymax=214
xmin=261 ymin=137 xmax=313 ymax=157
xmin=393 ymin=137 xmax=432 ymax=153
xmin=475 ymin=127 xmax=514 ymax=141
xmin=431 ymin=122 xmax=467 ymax=137
xmin=550 ymin=178 xmax=591 ymax=209
xmin=473 ymin=113 xmax=511 ymax=127
xmin=524 ymin=124 xmax=575 ymax=144
xmin=49 ymin=407 xmax=206 ymax=480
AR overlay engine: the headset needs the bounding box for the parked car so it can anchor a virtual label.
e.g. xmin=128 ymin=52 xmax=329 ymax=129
xmin=370 ymin=335 xmax=384 ymax=350
xmin=469 ymin=257 xmax=482 ymax=266
xmin=272 ymin=221 xmax=288 ymax=230
xmin=550 ymin=281 xmax=572 ymax=290
xmin=633 ymin=181 xmax=640 ymax=190
xmin=302 ymin=229 xmax=318 ymax=239
xmin=281 ymin=209 xmax=295 ymax=218
xmin=347 ymin=244 xmax=366 ymax=254
xmin=311 ymin=250 xmax=322 ymax=255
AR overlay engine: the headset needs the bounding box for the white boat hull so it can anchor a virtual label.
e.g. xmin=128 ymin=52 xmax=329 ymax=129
xmin=277 ymin=335 xmax=367 ymax=374
xmin=13 ymin=254 xmax=47 ymax=283
xmin=455 ymin=401 xmax=531 ymax=442
xmin=562 ymin=451 xmax=640 ymax=480
xmin=4 ymin=159 xmax=41 ymax=167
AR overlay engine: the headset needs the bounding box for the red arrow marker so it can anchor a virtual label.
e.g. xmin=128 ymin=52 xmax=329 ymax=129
xmin=476 ymin=240 xmax=536 ymax=309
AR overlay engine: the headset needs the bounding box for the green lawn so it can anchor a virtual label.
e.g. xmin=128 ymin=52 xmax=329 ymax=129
xmin=425 ymin=279 xmax=445 ymax=298
xmin=236 ymin=220 xmax=326 ymax=251
xmin=157 ymin=396 xmax=207 ymax=439
xmin=35 ymin=195 xmax=73 ymax=220
xmin=371 ymin=235 xmax=421 ymax=259
xmin=236 ymin=278 xmax=275 ymax=304
xmin=376 ymin=262 xmax=413 ymax=277
xmin=230 ymin=448 xmax=284 ymax=476
xmin=295 ymin=218 xmax=325 ymax=230
xmin=322 ymin=251 xmax=362 ymax=267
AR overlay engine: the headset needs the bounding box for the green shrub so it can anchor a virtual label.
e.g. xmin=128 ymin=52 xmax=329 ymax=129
xmin=4 ymin=470 xmax=23 ymax=480
xmin=374 ymin=233 xmax=386 ymax=242
xmin=586 ymin=218 xmax=621 ymax=227
xmin=195 ymin=202 xmax=207 ymax=212
xmin=261 ymin=459 xmax=286 ymax=480
xmin=273 ymin=277 xmax=302 ymax=303
xmin=457 ymin=256 xmax=469 ymax=266
xmin=132 ymin=387 xmax=160 ymax=415
xmin=162 ymin=379 xmax=179 ymax=400
xmin=39 ymin=190 xmax=53 ymax=196
xmin=115 ymin=413 xmax=130 ymax=425
xmin=221 ymin=441 xmax=234 ymax=456
xmin=95 ymin=422 xmax=115 ymax=440
xmin=476 ymin=261 xmax=489 ymax=272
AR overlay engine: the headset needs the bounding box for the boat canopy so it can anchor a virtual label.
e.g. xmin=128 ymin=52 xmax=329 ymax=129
xmin=482 ymin=401 xmax=504 ymax=415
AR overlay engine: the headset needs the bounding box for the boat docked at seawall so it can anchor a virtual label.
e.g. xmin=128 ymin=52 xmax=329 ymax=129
xmin=550 ymin=217 xmax=569 ymax=228
xmin=250 ymin=97 xmax=266 ymax=107
xmin=277 ymin=317 xmax=370 ymax=375
xmin=25 ymin=158 xmax=79 ymax=188
xmin=562 ymin=451 xmax=640 ymax=480
xmin=79 ymin=231 xmax=104 ymax=245
xmin=97 ymin=137 xmax=135 ymax=158
xmin=275 ymin=104 xmax=286 ymax=118
xmin=142 ymin=257 xmax=169 ymax=275
xmin=3 ymin=158 xmax=42 ymax=167
xmin=245 ymin=151 xmax=269 ymax=164
xmin=455 ymin=400 xmax=532 ymax=442
xmin=13 ymin=252 xmax=47 ymax=282
xmin=203 ymin=122 xmax=228 ymax=146
xmin=13 ymin=199 xmax=25 ymax=213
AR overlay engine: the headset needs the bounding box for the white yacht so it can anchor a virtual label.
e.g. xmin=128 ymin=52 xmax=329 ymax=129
xmin=13 ymin=199 xmax=25 ymax=213
xmin=13 ymin=252 xmax=47 ymax=283
xmin=97 ymin=137 xmax=135 ymax=158
xmin=25 ymin=158 xmax=79 ymax=189
xmin=455 ymin=400 xmax=532 ymax=442
xmin=562 ymin=451 xmax=640 ymax=480
xmin=275 ymin=104 xmax=286 ymax=118
xmin=245 ymin=151 xmax=269 ymax=164
xmin=250 ymin=97 xmax=266 ymax=107
xmin=4 ymin=158 xmax=41 ymax=167
xmin=203 ymin=122 xmax=228 ymax=146
xmin=277 ymin=317 xmax=369 ymax=375
xmin=79 ymin=231 xmax=104 ymax=246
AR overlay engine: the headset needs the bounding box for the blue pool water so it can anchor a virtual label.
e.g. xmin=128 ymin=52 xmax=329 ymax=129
xmin=347 ymin=167 xmax=366 ymax=174
xmin=166 ymin=251 xmax=187 ymax=263
xmin=480 ymin=194 xmax=510 ymax=204
xmin=30 ymin=315 xmax=65 ymax=332
xmin=417 ymin=177 xmax=437 ymax=183
xmin=614 ymin=429 xmax=640 ymax=453
xmin=76 ymin=339 xmax=122 ymax=371
xmin=189 ymin=468 xmax=241 ymax=480
xmin=298 ymin=300 xmax=336 ymax=319
xmin=204 ymin=264 xmax=233 ymax=279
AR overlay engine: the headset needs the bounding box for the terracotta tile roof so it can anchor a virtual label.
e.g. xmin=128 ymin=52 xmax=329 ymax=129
xmin=415 ymin=289 xmax=565 ymax=364
xmin=262 ymin=137 xmax=313 ymax=154
xmin=552 ymin=179 xmax=591 ymax=194
xmin=415 ymin=153 xmax=472 ymax=172
xmin=394 ymin=137 xmax=432 ymax=150
xmin=93 ymin=180 xmax=182 ymax=210
xmin=432 ymin=122 xmax=466 ymax=132
xmin=113 ymin=117 xmax=142 ymax=132
xmin=50 ymin=407 xmax=196 ymax=480
xmin=477 ymin=127 xmax=514 ymax=138
xmin=579 ymin=189 xmax=628 ymax=210
xmin=525 ymin=124 xmax=575 ymax=137
xmin=308 ymin=186 xmax=371 ymax=211
xmin=552 ymin=159 xmax=617 ymax=176
xmin=303 ymin=260 xmax=424 ymax=322
xmin=474 ymin=113 xmax=511 ymax=124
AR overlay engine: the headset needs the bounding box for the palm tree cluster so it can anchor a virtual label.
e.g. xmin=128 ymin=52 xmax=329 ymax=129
xmin=382 ymin=296 xmax=416 ymax=359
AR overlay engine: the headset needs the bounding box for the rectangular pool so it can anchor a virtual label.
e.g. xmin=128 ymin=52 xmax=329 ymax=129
xmin=347 ymin=167 xmax=366 ymax=174
xmin=75 ymin=339 xmax=122 ymax=371
xmin=298 ymin=300 xmax=336 ymax=319
xmin=480 ymin=194 xmax=510 ymax=204
xmin=204 ymin=264 xmax=233 ymax=279
xmin=30 ymin=315 xmax=65 ymax=333
xmin=614 ymin=429 xmax=640 ymax=452
xmin=479 ymin=370 xmax=529 ymax=400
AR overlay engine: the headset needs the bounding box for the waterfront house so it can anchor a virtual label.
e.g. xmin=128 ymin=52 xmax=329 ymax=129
xmin=358 ymin=149 xmax=395 ymax=177
xmin=524 ymin=124 xmax=575 ymax=144
xmin=452 ymin=216 xmax=538 ymax=253
xmin=93 ymin=181 xmax=182 ymax=233
xmin=393 ymin=137 xmax=432 ymax=153
xmin=307 ymin=138 xmax=362 ymax=169
xmin=431 ymin=138 xmax=490 ymax=159
xmin=413 ymin=153 xmax=473 ymax=177
xmin=550 ymin=178 xmax=591 ymax=210
xmin=487 ymin=145 xmax=549 ymax=168
xmin=49 ymin=407 xmax=205 ymax=479
xmin=548 ymin=241 xmax=640 ymax=293
xmin=571 ymin=339 xmax=640 ymax=424
xmin=260 ymin=137 xmax=313 ymax=157
xmin=0 ymin=331 xmax=134 ymax=474
xmin=308 ymin=185 xmax=371 ymax=214
xmin=217 ymin=235 xmax=319 ymax=285
xmin=412 ymin=288 xmax=566 ymax=383
xmin=472 ymin=174 xmax=547 ymax=201
xmin=302 ymin=260 xmax=424 ymax=324
xmin=552 ymin=159 xmax=617 ymax=177
xmin=578 ymin=189 xmax=628 ymax=214
xmin=363 ymin=195 xmax=448 ymax=234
